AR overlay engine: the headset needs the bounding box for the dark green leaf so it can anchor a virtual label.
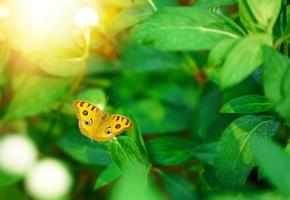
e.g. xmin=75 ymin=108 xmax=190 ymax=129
xmin=220 ymin=34 xmax=271 ymax=88
xmin=132 ymin=7 xmax=243 ymax=51
xmin=191 ymin=143 xmax=217 ymax=165
xmin=221 ymin=95 xmax=272 ymax=114
xmin=212 ymin=115 xmax=279 ymax=190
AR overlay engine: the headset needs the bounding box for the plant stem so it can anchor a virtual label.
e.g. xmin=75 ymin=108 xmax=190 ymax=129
xmin=147 ymin=0 xmax=158 ymax=12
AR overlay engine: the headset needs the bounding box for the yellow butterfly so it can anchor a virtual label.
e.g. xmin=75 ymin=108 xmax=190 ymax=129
xmin=72 ymin=100 xmax=133 ymax=142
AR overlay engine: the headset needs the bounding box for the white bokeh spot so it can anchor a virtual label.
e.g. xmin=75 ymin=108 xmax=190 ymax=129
xmin=0 ymin=134 xmax=38 ymax=175
xmin=25 ymin=158 xmax=73 ymax=200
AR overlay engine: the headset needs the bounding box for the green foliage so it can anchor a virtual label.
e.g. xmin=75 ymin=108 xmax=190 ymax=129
xmin=133 ymin=7 xmax=243 ymax=51
xmin=251 ymin=136 xmax=290 ymax=194
xmin=1 ymin=0 xmax=290 ymax=199
xmin=211 ymin=115 xmax=279 ymax=190
xmin=58 ymin=131 xmax=112 ymax=165
xmin=221 ymin=95 xmax=272 ymax=114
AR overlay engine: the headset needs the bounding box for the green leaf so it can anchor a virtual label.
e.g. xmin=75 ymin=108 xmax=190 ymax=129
xmin=239 ymin=0 xmax=281 ymax=33
xmin=207 ymin=39 xmax=237 ymax=84
xmin=251 ymin=136 xmax=290 ymax=194
xmin=109 ymin=136 xmax=146 ymax=171
xmin=263 ymin=46 xmax=290 ymax=119
xmin=58 ymin=131 xmax=112 ymax=166
xmin=195 ymin=0 xmax=237 ymax=9
xmin=132 ymin=7 xmax=243 ymax=51
xmin=4 ymin=75 xmax=69 ymax=120
xmin=220 ymin=34 xmax=271 ymax=88
xmin=94 ymin=164 xmax=121 ymax=190
xmin=112 ymin=6 xmax=153 ymax=34
xmin=191 ymin=143 xmax=217 ymax=165
xmin=212 ymin=115 xmax=279 ymax=190
xmin=146 ymin=137 xmax=194 ymax=166
xmin=221 ymin=95 xmax=272 ymax=114
xmin=76 ymin=88 xmax=106 ymax=109
xmin=157 ymin=170 xmax=197 ymax=200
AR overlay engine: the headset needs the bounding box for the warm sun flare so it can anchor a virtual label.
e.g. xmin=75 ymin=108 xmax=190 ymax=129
xmin=5 ymin=0 xmax=99 ymax=52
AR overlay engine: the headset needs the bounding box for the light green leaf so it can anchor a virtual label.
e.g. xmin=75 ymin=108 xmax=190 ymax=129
xmin=239 ymin=0 xmax=281 ymax=33
xmin=221 ymin=95 xmax=272 ymax=114
xmin=251 ymin=136 xmax=290 ymax=194
xmin=263 ymin=46 xmax=290 ymax=119
xmin=58 ymin=131 xmax=112 ymax=166
xmin=94 ymin=164 xmax=121 ymax=190
xmin=191 ymin=143 xmax=217 ymax=165
xmin=146 ymin=137 xmax=194 ymax=166
xmin=220 ymin=34 xmax=271 ymax=88
xmin=4 ymin=75 xmax=69 ymax=120
xmin=212 ymin=115 xmax=279 ymax=190
xmin=109 ymin=136 xmax=146 ymax=171
xmin=132 ymin=7 xmax=243 ymax=51
xmin=76 ymin=88 xmax=107 ymax=109
xmin=38 ymin=57 xmax=85 ymax=77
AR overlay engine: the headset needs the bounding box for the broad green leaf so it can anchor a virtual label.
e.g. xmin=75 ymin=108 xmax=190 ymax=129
xmin=58 ymin=131 xmax=112 ymax=166
xmin=76 ymin=88 xmax=107 ymax=109
xmin=109 ymin=136 xmax=146 ymax=171
xmin=212 ymin=115 xmax=279 ymax=190
xmin=157 ymin=170 xmax=197 ymax=200
xmin=251 ymin=136 xmax=290 ymax=194
xmin=263 ymin=47 xmax=290 ymax=119
xmin=4 ymin=75 xmax=69 ymax=120
xmin=220 ymin=34 xmax=271 ymax=88
xmin=195 ymin=0 xmax=237 ymax=9
xmin=221 ymin=95 xmax=272 ymax=114
xmin=94 ymin=164 xmax=121 ymax=190
xmin=239 ymin=0 xmax=281 ymax=33
xmin=132 ymin=7 xmax=243 ymax=51
xmin=146 ymin=137 xmax=194 ymax=166
xmin=0 ymin=186 xmax=25 ymax=200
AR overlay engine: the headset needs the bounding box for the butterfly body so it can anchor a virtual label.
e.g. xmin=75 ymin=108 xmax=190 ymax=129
xmin=73 ymin=100 xmax=132 ymax=142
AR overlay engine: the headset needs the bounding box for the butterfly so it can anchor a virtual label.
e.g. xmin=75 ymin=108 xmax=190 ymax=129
xmin=72 ymin=100 xmax=133 ymax=142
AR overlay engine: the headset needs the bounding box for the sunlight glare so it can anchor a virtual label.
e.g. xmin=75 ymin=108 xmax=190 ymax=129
xmin=0 ymin=6 xmax=9 ymax=18
xmin=74 ymin=7 xmax=100 ymax=29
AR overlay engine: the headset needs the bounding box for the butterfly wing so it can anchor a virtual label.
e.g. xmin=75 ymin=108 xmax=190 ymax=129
xmin=94 ymin=114 xmax=133 ymax=142
xmin=72 ymin=100 xmax=105 ymax=140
